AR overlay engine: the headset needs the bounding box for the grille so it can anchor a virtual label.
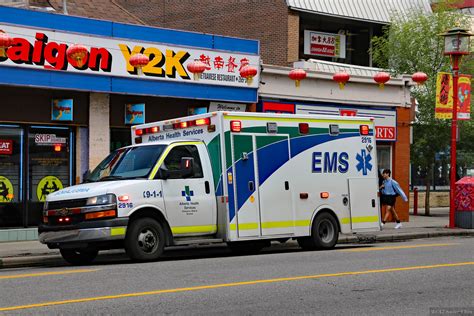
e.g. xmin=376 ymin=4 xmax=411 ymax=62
xmin=47 ymin=198 xmax=88 ymax=210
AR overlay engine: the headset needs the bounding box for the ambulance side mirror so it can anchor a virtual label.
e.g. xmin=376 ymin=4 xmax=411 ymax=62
xmin=157 ymin=168 xmax=170 ymax=180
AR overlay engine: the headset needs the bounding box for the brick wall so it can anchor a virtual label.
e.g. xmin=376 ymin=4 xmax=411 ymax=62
xmin=89 ymin=93 xmax=110 ymax=170
xmin=116 ymin=0 xmax=291 ymax=66
xmin=287 ymin=11 xmax=299 ymax=63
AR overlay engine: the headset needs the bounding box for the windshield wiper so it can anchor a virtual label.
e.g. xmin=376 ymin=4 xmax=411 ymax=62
xmin=99 ymin=175 xmax=125 ymax=181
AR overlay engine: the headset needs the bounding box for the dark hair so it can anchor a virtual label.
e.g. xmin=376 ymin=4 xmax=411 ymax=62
xmin=382 ymin=169 xmax=391 ymax=176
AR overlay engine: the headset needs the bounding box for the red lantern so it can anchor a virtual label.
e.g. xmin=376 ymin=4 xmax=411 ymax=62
xmin=240 ymin=65 xmax=258 ymax=85
xmin=186 ymin=61 xmax=207 ymax=81
xmin=66 ymin=44 xmax=88 ymax=68
xmin=289 ymin=69 xmax=307 ymax=88
xmin=333 ymin=72 xmax=350 ymax=90
xmin=0 ymin=31 xmax=13 ymax=58
xmin=129 ymin=53 xmax=150 ymax=76
xmin=374 ymin=72 xmax=390 ymax=89
xmin=412 ymin=72 xmax=428 ymax=85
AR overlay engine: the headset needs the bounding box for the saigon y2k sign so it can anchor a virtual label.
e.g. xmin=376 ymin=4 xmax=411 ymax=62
xmin=0 ymin=24 xmax=260 ymax=88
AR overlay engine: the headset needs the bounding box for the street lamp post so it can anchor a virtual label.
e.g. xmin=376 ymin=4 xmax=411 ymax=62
xmin=439 ymin=27 xmax=472 ymax=228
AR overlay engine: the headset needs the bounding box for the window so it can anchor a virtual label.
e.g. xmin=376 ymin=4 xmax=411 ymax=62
xmin=162 ymin=145 xmax=203 ymax=179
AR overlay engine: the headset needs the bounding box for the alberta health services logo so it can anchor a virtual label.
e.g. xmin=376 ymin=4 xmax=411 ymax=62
xmin=356 ymin=149 xmax=373 ymax=176
xmin=180 ymin=186 xmax=198 ymax=215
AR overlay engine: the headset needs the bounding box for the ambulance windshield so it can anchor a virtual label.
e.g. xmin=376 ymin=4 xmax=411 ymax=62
xmin=86 ymin=145 xmax=166 ymax=182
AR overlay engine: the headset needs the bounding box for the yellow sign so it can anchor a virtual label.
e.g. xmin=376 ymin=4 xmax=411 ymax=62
xmin=435 ymin=72 xmax=453 ymax=119
xmin=37 ymin=176 xmax=63 ymax=202
xmin=0 ymin=176 xmax=14 ymax=202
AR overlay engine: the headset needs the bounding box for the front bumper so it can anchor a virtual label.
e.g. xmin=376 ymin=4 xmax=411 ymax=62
xmin=38 ymin=218 xmax=129 ymax=244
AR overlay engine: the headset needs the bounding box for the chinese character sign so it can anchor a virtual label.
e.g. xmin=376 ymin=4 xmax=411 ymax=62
xmin=435 ymin=72 xmax=471 ymax=120
xmin=304 ymin=30 xmax=346 ymax=58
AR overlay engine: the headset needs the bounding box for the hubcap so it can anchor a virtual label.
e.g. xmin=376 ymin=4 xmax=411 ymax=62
xmin=318 ymin=219 xmax=334 ymax=243
xmin=137 ymin=228 xmax=158 ymax=253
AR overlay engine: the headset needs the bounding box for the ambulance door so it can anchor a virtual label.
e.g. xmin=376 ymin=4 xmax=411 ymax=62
xmin=231 ymin=134 xmax=260 ymax=238
xmin=348 ymin=177 xmax=380 ymax=230
xmin=255 ymin=135 xmax=293 ymax=236
xmin=159 ymin=144 xmax=216 ymax=236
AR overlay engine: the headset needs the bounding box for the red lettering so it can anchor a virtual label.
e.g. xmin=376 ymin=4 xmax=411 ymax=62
xmin=32 ymin=32 xmax=47 ymax=65
xmin=88 ymin=47 xmax=112 ymax=72
xmin=7 ymin=38 xmax=32 ymax=64
xmin=44 ymin=42 xmax=68 ymax=70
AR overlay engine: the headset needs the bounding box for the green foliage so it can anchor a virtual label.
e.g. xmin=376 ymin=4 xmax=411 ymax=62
xmin=371 ymin=4 xmax=473 ymax=177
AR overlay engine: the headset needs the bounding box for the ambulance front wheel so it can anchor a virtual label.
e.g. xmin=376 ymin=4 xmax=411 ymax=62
xmin=125 ymin=217 xmax=165 ymax=262
xmin=60 ymin=248 xmax=98 ymax=265
xmin=298 ymin=212 xmax=339 ymax=250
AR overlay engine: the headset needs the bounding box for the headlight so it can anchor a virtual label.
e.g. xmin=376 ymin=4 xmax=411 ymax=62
xmin=86 ymin=194 xmax=116 ymax=206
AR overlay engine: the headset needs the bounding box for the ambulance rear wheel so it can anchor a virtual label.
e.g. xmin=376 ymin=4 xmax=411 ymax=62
xmin=60 ymin=249 xmax=98 ymax=265
xmin=125 ymin=217 xmax=165 ymax=262
xmin=298 ymin=212 xmax=339 ymax=250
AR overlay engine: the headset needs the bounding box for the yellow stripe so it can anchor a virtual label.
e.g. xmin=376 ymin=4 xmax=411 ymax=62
xmin=171 ymin=225 xmax=217 ymax=234
xmin=148 ymin=141 xmax=202 ymax=179
xmin=1 ymin=262 xmax=473 ymax=312
xmin=0 ymin=269 xmax=97 ymax=280
xmin=230 ymin=220 xmax=311 ymax=231
xmin=340 ymin=243 xmax=458 ymax=252
xmin=341 ymin=216 xmax=379 ymax=225
xmin=110 ymin=227 xmax=126 ymax=236
xmin=224 ymin=115 xmax=371 ymax=125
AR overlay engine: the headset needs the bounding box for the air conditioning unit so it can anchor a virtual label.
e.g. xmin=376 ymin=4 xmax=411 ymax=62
xmin=0 ymin=0 xmax=28 ymax=7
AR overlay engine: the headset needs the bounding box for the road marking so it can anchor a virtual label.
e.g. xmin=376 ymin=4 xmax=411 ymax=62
xmin=0 ymin=262 xmax=473 ymax=311
xmin=0 ymin=269 xmax=98 ymax=280
xmin=339 ymin=243 xmax=459 ymax=252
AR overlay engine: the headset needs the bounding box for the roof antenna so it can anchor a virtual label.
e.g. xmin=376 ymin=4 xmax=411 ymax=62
xmin=63 ymin=0 xmax=68 ymax=14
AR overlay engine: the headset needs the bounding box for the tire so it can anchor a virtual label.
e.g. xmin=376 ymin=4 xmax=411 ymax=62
xmin=298 ymin=212 xmax=339 ymax=250
xmin=227 ymin=240 xmax=269 ymax=255
xmin=60 ymin=249 xmax=98 ymax=265
xmin=125 ymin=217 xmax=165 ymax=262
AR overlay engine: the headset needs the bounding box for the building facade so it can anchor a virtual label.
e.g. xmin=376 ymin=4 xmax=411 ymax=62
xmin=0 ymin=6 xmax=260 ymax=238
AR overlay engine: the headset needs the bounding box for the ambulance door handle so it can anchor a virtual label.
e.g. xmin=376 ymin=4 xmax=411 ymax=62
xmin=371 ymin=199 xmax=376 ymax=207
xmin=248 ymin=181 xmax=254 ymax=192
xmin=285 ymin=181 xmax=289 ymax=190
xmin=205 ymin=181 xmax=210 ymax=194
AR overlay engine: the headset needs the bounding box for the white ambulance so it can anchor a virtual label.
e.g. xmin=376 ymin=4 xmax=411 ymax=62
xmin=39 ymin=112 xmax=381 ymax=265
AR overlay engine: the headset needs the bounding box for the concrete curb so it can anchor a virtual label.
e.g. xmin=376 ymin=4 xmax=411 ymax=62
xmin=1 ymin=231 xmax=473 ymax=269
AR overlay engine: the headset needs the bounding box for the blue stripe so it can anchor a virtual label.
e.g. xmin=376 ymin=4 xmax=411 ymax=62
xmin=0 ymin=67 xmax=258 ymax=102
xmin=228 ymin=132 xmax=362 ymax=222
xmin=0 ymin=6 xmax=259 ymax=54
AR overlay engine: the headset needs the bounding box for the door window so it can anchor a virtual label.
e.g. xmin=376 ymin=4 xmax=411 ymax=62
xmin=162 ymin=145 xmax=203 ymax=179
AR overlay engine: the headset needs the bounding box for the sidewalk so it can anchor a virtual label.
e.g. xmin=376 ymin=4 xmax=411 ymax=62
xmin=1 ymin=207 xmax=473 ymax=269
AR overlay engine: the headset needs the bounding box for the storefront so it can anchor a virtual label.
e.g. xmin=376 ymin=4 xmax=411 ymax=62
xmin=0 ymin=6 xmax=260 ymax=234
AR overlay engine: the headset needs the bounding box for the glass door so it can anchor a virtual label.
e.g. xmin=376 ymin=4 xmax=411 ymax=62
xmin=27 ymin=127 xmax=73 ymax=226
xmin=0 ymin=126 xmax=23 ymax=228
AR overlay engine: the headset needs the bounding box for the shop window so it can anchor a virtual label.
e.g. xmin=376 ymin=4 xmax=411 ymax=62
xmin=377 ymin=145 xmax=392 ymax=173
xmin=111 ymin=128 xmax=131 ymax=152
xmin=0 ymin=126 xmax=23 ymax=228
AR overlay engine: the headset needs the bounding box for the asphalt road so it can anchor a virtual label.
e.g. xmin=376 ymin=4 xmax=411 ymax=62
xmin=0 ymin=236 xmax=473 ymax=315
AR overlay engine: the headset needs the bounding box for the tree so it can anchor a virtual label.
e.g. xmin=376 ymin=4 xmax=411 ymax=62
xmin=371 ymin=2 xmax=472 ymax=214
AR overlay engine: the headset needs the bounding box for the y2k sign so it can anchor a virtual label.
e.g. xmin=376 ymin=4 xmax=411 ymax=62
xmin=0 ymin=24 xmax=260 ymax=88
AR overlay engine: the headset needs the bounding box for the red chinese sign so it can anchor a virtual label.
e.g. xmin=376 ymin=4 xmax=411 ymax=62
xmin=0 ymin=140 xmax=13 ymax=155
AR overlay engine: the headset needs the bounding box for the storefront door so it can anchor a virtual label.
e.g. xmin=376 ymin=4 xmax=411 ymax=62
xmin=27 ymin=127 xmax=72 ymax=226
xmin=0 ymin=126 xmax=24 ymax=228
xmin=0 ymin=125 xmax=73 ymax=228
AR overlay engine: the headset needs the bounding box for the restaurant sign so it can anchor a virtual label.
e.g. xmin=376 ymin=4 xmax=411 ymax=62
xmin=0 ymin=24 xmax=260 ymax=88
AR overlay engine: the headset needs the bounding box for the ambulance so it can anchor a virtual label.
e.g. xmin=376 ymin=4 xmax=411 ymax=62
xmin=39 ymin=112 xmax=381 ymax=265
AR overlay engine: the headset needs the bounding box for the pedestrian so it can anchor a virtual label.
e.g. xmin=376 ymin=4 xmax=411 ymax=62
xmin=380 ymin=169 xmax=408 ymax=229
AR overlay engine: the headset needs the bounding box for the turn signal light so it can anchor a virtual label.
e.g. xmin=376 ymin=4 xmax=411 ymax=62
xmin=320 ymin=192 xmax=330 ymax=199
xmin=85 ymin=210 xmax=117 ymax=220
xmin=230 ymin=120 xmax=242 ymax=132
xmin=299 ymin=123 xmax=309 ymax=134
xmin=360 ymin=125 xmax=370 ymax=135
